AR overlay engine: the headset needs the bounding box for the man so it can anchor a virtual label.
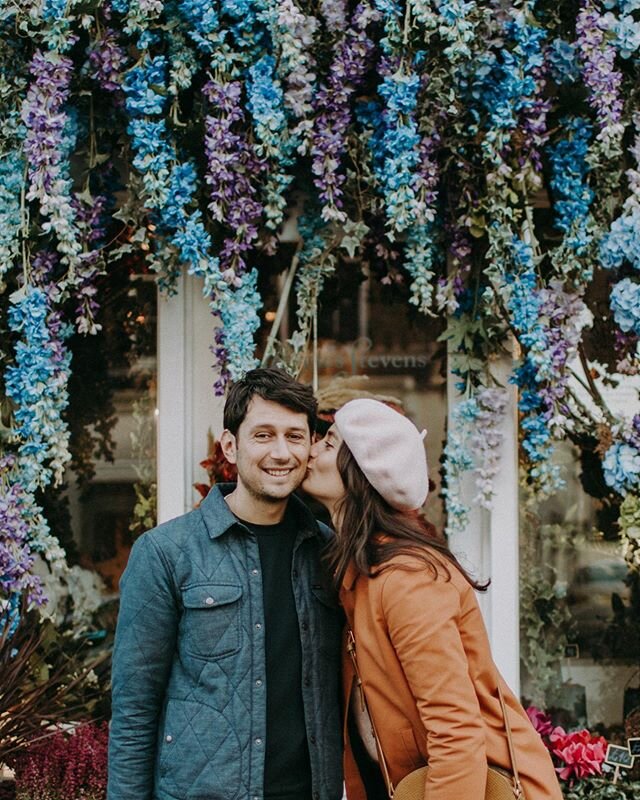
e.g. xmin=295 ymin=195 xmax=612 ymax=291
xmin=108 ymin=368 xmax=343 ymax=800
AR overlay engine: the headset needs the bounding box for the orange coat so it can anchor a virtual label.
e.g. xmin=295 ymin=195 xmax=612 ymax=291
xmin=340 ymin=556 xmax=562 ymax=800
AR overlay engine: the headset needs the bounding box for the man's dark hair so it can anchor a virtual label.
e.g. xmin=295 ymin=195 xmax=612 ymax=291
xmin=223 ymin=368 xmax=318 ymax=436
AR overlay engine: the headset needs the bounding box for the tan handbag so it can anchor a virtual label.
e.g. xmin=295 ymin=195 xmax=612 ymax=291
xmin=347 ymin=630 xmax=525 ymax=800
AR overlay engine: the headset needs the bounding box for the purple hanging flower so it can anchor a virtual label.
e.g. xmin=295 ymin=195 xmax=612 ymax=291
xmin=203 ymin=79 xmax=265 ymax=280
xmin=310 ymin=2 xmax=380 ymax=222
xmin=576 ymin=0 xmax=624 ymax=156
xmin=21 ymin=50 xmax=84 ymax=274
xmin=87 ymin=27 xmax=129 ymax=96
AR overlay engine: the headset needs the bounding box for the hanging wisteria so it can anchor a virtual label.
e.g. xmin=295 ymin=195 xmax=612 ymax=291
xmin=1 ymin=0 xmax=640 ymax=622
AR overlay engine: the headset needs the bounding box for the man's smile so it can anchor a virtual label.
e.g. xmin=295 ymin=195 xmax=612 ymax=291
xmin=263 ymin=467 xmax=295 ymax=477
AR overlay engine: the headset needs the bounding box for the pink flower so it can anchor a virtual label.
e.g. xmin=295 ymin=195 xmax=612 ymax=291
xmin=549 ymin=727 xmax=607 ymax=782
xmin=525 ymin=706 xmax=554 ymax=737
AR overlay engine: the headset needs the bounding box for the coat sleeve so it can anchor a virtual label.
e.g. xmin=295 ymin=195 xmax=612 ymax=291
xmin=107 ymin=533 xmax=179 ymax=800
xmin=380 ymin=567 xmax=487 ymax=800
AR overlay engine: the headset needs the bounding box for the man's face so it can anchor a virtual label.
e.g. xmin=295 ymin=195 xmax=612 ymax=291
xmin=221 ymin=396 xmax=311 ymax=503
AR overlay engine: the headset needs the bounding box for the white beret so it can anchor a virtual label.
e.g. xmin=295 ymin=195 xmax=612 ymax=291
xmin=334 ymin=398 xmax=428 ymax=512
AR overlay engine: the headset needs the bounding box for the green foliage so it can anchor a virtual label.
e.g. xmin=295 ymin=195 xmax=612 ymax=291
xmin=562 ymin=777 xmax=640 ymax=799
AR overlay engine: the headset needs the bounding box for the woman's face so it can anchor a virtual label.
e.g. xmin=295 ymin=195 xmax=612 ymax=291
xmin=302 ymin=425 xmax=346 ymax=511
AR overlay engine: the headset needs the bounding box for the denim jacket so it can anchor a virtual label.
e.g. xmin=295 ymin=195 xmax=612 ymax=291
xmin=108 ymin=485 xmax=343 ymax=800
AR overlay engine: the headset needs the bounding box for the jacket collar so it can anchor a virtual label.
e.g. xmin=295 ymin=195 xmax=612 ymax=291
xmin=199 ymin=482 xmax=324 ymax=540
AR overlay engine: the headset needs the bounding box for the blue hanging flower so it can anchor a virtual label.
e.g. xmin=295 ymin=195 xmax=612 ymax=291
xmin=610 ymin=277 xmax=640 ymax=334
xmin=600 ymin=205 xmax=640 ymax=270
xmin=603 ymin=441 xmax=640 ymax=493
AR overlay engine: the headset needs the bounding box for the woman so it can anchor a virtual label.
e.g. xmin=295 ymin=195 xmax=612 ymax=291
xmin=302 ymin=398 xmax=562 ymax=800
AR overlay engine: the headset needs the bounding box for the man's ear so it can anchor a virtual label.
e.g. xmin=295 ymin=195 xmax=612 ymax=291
xmin=220 ymin=430 xmax=238 ymax=464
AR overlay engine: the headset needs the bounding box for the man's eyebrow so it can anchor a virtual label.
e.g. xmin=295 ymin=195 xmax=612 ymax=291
xmin=247 ymin=422 xmax=308 ymax=433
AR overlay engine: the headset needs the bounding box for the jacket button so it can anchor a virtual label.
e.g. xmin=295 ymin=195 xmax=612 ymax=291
xmin=301 ymin=621 xmax=309 ymax=631
xmin=255 ymin=737 xmax=263 ymax=746
xmin=251 ymin=568 xmax=259 ymax=576
xmin=304 ymin=676 xmax=311 ymax=687
xmin=255 ymin=622 xmax=262 ymax=630
xmin=205 ymin=597 xmax=215 ymax=606
xmin=166 ymin=735 xmax=173 ymax=743
xmin=255 ymin=679 xmax=263 ymax=687
xmin=309 ymin=735 xmax=316 ymax=745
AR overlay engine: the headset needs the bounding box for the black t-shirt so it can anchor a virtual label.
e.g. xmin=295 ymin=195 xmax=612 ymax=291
xmin=239 ymin=510 xmax=312 ymax=800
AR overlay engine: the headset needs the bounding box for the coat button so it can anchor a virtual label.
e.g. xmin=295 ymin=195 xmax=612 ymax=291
xmin=166 ymin=735 xmax=173 ymax=743
xmin=255 ymin=737 xmax=263 ymax=746
xmin=255 ymin=622 xmax=262 ymax=630
xmin=255 ymin=679 xmax=263 ymax=687
xmin=205 ymin=597 xmax=215 ymax=606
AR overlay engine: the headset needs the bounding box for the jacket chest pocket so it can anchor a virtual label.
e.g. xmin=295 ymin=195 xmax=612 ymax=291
xmin=181 ymin=583 xmax=243 ymax=660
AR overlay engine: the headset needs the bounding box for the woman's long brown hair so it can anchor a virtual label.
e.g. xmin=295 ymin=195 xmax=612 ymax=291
xmin=329 ymin=443 xmax=488 ymax=591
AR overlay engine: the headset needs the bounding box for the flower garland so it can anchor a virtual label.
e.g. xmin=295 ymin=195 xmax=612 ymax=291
xmin=21 ymin=51 xmax=84 ymax=280
xmin=203 ymin=78 xmax=265 ymax=281
xmin=310 ymin=1 xmax=380 ymax=224
xmin=606 ymin=0 xmax=640 ymax=60
xmin=507 ymin=240 xmax=565 ymax=493
xmin=0 ymin=456 xmax=45 ymax=626
xmin=548 ymin=117 xmax=595 ymax=265
xmin=3 ymin=0 xmax=640 ymax=614
xmin=576 ymin=0 xmax=625 ymax=162
xmin=123 ymin=54 xmax=261 ymax=390
xmin=87 ymin=25 xmax=129 ymax=96
xmin=443 ymin=386 xmax=509 ymax=534
xmin=4 ymin=278 xmax=72 ymax=493
xmin=0 ymin=149 xmax=24 ymax=282
xmin=599 ymin=112 xmax=640 ymax=372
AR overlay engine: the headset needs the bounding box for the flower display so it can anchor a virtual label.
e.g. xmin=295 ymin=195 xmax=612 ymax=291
xmin=21 ymin=51 xmax=83 ymax=275
xmin=526 ymin=706 xmax=554 ymax=738
xmin=4 ymin=283 xmax=72 ymax=493
xmin=576 ymin=0 xmax=624 ymax=157
xmin=443 ymin=386 xmax=508 ymax=533
xmin=548 ymin=727 xmax=607 ymax=782
xmin=610 ymin=277 xmax=640 ymax=335
xmin=0 ymin=149 xmax=25 ymax=280
xmin=12 ymin=722 xmax=109 ymax=800
xmin=603 ymin=440 xmax=640 ymax=493
xmin=2 ymin=0 xmax=640 ymax=617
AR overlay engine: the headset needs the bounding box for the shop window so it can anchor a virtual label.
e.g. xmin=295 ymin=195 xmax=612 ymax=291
xmin=54 ymin=269 xmax=157 ymax=597
xmin=520 ymin=440 xmax=638 ymax=731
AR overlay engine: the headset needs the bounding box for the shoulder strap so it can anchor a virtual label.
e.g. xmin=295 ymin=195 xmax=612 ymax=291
xmin=496 ymin=681 xmax=524 ymax=799
xmin=348 ymin=628 xmax=524 ymax=799
xmin=347 ymin=629 xmax=396 ymax=796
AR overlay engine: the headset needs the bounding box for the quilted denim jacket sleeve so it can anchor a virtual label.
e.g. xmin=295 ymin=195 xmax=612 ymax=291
xmin=108 ymin=532 xmax=178 ymax=800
